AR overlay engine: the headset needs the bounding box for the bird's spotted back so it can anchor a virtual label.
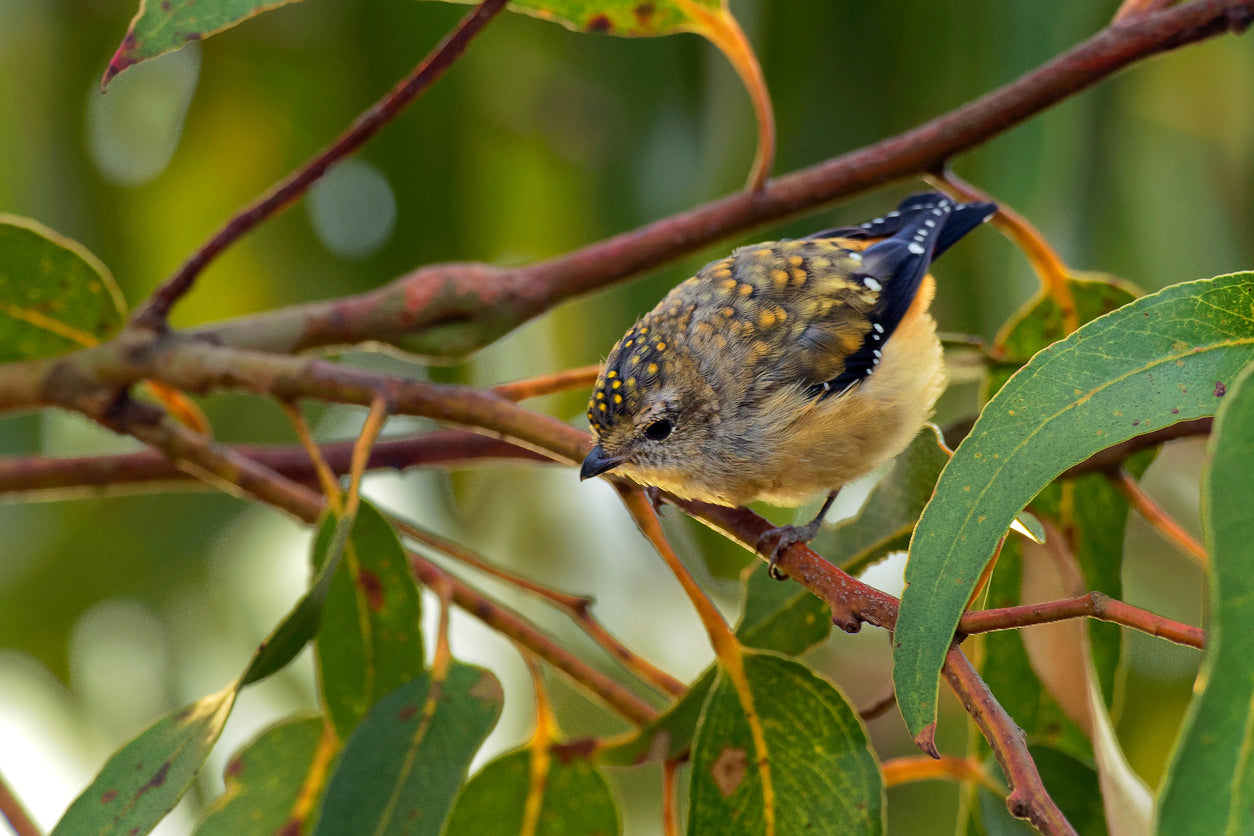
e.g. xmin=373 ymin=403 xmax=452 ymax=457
xmin=587 ymin=193 xmax=997 ymax=439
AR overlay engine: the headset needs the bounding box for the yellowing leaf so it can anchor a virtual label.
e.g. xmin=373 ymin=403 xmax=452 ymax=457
xmin=0 ymin=215 xmax=126 ymax=361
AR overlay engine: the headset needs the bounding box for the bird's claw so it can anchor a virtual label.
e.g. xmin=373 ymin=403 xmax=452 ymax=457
xmin=757 ymin=520 xmax=822 ymax=581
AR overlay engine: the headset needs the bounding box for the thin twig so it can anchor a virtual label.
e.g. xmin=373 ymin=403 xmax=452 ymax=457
xmin=881 ymin=755 xmax=1005 ymax=794
xmin=857 ymin=687 xmax=898 ymax=722
xmin=931 ymin=169 xmax=1078 ymax=334
xmin=129 ymin=0 xmax=511 ymax=330
xmin=0 ymin=430 xmax=550 ymax=500
xmin=397 ymin=519 xmax=687 ymax=698
xmin=1107 ymin=467 xmax=1209 ymax=566
xmin=0 ymin=768 xmax=41 ymax=836
xmin=94 ymin=403 xmax=658 ymax=726
xmin=960 ymin=591 xmax=1205 ymax=649
xmin=492 ymin=365 xmax=601 ymax=402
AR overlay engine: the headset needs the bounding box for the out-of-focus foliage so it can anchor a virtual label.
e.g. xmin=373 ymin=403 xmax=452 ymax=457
xmin=1 ymin=1 xmax=1251 ymax=833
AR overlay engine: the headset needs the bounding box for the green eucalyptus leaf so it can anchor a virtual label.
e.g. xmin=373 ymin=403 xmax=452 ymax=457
xmin=896 ymin=272 xmax=1254 ymax=739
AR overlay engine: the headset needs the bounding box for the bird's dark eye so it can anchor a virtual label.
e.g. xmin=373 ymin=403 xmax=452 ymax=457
xmin=644 ymin=419 xmax=674 ymax=441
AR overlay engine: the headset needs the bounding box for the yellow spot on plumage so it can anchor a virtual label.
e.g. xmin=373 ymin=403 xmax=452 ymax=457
xmin=754 ymin=248 xmax=773 ymax=258
xmin=656 ymin=341 xmax=666 ymax=351
xmin=721 ymin=306 xmax=735 ymax=318
xmin=647 ymin=362 xmax=659 ymax=374
xmin=811 ymin=257 xmax=830 ymax=269
xmin=720 ymin=278 xmax=738 ymax=293
xmin=712 ymin=266 xmax=733 ymax=279
xmin=789 ymin=255 xmax=804 ymax=267
xmin=758 ymin=309 xmax=776 ymax=328
xmin=598 ymin=403 xmax=607 ymax=411
xmin=596 ymin=391 xmax=604 ymax=400
xmin=624 ymin=339 xmax=633 ymax=348
xmin=639 ymin=326 xmax=649 ymax=334
xmin=613 ymin=394 xmax=622 ymax=404
xmin=738 ymin=283 xmax=753 ymax=296
xmin=611 ymin=380 xmax=621 ymax=389
xmin=606 ymin=370 xmax=617 ymax=378
xmin=791 ymin=269 xmax=807 ymax=286
xmin=771 ymin=269 xmax=789 ymax=288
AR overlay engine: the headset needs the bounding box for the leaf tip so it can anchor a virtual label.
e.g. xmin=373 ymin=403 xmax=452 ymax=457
xmin=101 ymin=34 xmax=139 ymax=91
xmin=913 ymin=723 xmax=939 ymax=759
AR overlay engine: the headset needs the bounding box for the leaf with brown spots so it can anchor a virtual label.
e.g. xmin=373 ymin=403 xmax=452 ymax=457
xmin=898 ymin=272 xmax=1254 ymax=740
xmin=314 ymin=663 xmax=503 ymax=836
xmin=315 ymin=500 xmax=425 ymax=741
xmin=51 ymin=685 xmax=237 ymax=836
xmin=197 ymin=715 xmax=333 ymax=836
xmin=0 ymin=216 xmax=126 ymax=361
xmin=687 ymin=651 xmax=883 ymax=835
xmin=103 ymin=1 xmax=307 ymax=88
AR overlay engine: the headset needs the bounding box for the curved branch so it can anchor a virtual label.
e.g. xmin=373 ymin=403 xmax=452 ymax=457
xmin=194 ymin=0 xmax=1254 ymax=358
xmin=130 ymin=0 xmax=512 ymax=330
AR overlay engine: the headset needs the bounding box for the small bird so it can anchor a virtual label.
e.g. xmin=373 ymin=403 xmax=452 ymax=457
xmin=580 ymin=192 xmax=996 ymax=559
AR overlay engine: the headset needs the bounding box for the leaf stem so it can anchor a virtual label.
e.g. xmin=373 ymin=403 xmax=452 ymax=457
xmin=1107 ymin=467 xmax=1209 ymax=566
xmin=397 ymin=518 xmax=687 ymax=698
xmin=0 ymin=768 xmax=40 ymax=836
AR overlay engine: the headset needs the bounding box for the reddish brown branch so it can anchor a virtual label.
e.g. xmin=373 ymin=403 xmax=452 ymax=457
xmin=942 ymin=648 xmax=1077 ymax=835
xmin=192 ymin=1 xmax=1254 ymax=357
xmin=960 ymin=591 xmax=1205 ymax=649
xmin=0 ymin=768 xmax=40 ymax=836
xmin=129 ymin=0 xmax=511 ymax=330
xmin=0 ymin=430 xmax=550 ymax=498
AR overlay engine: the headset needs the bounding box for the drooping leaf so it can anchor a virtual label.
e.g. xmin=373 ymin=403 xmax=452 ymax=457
xmin=104 ymin=1 xmax=305 ymax=87
xmin=196 ymin=714 xmax=331 ymax=836
xmin=0 ymin=215 xmax=126 ymax=361
xmin=314 ymin=662 xmax=503 ymax=836
xmin=241 ymin=508 xmax=351 ymax=686
xmin=445 ymin=746 xmax=620 ymax=835
xmin=51 ymin=685 xmax=237 ymax=836
xmin=977 ymin=276 xmax=1144 ymax=758
xmin=316 ymin=500 xmax=424 ymax=740
xmin=1157 ymin=360 xmax=1254 ymax=833
xmin=601 ymin=562 xmax=830 ymax=765
xmin=51 ymin=505 xmax=356 ymax=836
xmin=687 ymin=651 xmax=882 ymax=835
xmin=896 ymin=272 xmax=1254 ymax=739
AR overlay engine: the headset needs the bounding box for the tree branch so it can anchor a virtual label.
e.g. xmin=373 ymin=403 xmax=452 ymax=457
xmin=190 ymin=0 xmax=1254 ymax=359
xmin=129 ymin=0 xmax=511 ymax=330
xmin=960 ymin=591 xmax=1205 ymax=649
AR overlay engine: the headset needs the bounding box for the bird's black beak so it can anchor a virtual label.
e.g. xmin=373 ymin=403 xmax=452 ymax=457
xmin=580 ymin=445 xmax=625 ymax=481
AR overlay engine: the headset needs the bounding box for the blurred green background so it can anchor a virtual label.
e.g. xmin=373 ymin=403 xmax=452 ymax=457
xmin=0 ymin=0 xmax=1249 ymax=832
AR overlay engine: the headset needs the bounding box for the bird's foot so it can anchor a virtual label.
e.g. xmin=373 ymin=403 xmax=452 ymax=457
xmin=755 ymin=491 xmax=839 ymax=580
xmin=757 ymin=518 xmax=825 ymax=580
